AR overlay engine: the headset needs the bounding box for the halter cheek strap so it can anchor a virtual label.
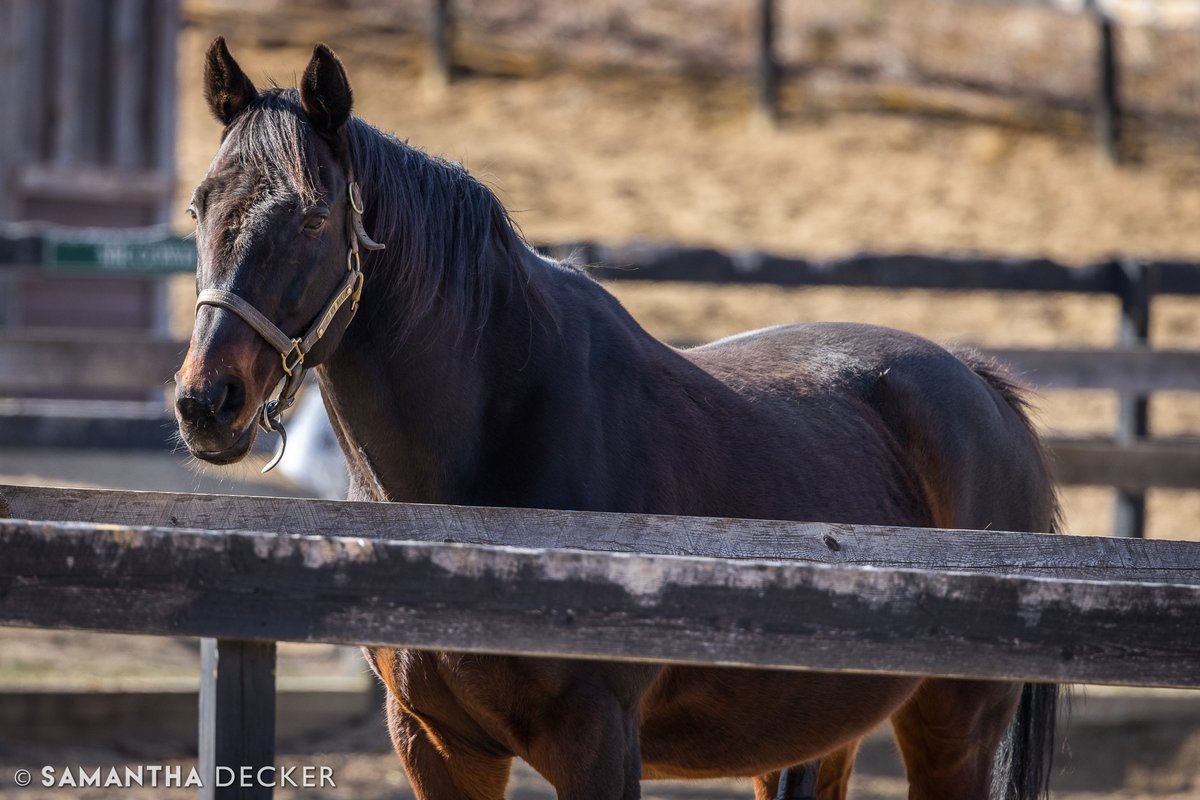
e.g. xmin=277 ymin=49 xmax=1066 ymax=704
xmin=194 ymin=178 xmax=385 ymax=473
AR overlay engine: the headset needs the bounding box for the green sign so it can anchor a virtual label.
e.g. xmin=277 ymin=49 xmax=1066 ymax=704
xmin=42 ymin=234 xmax=197 ymax=275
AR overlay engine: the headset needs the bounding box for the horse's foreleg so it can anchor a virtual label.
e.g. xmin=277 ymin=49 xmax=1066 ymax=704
xmin=520 ymin=686 xmax=643 ymax=800
xmin=890 ymin=678 xmax=1022 ymax=800
xmin=386 ymin=694 xmax=513 ymax=800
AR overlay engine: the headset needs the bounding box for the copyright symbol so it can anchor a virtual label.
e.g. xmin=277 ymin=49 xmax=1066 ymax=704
xmin=13 ymin=768 xmax=31 ymax=786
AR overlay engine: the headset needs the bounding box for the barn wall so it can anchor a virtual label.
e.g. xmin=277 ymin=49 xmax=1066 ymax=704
xmin=0 ymin=0 xmax=179 ymax=227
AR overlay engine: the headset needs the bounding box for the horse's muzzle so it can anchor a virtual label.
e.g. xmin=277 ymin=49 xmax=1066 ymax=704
xmin=175 ymin=373 xmax=257 ymax=463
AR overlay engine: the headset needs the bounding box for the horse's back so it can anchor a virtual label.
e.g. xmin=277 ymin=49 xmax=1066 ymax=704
xmin=685 ymin=322 xmax=1057 ymax=534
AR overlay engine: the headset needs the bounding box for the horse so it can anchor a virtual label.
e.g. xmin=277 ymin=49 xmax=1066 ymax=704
xmin=175 ymin=37 xmax=1061 ymax=800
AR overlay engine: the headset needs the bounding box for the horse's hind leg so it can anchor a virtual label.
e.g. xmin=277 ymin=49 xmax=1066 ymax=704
xmin=386 ymin=694 xmax=513 ymax=800
xmin=752 ymin=743 xmax=859 ymax=800
xmin=890 ymin=678 xmax=1022 ymax=800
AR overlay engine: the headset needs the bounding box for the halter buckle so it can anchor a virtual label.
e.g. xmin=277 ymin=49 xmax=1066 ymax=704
xmin=281 ymin=339 xmax=304 ymax=376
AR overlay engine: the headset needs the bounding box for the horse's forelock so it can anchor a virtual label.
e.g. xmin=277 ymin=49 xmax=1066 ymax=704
xmin=220 ymin=88 xmax=323 ymax=206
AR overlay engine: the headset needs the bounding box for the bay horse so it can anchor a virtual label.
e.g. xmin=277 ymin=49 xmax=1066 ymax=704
xmin=176 ymin=38 xmax=1060 ymax=800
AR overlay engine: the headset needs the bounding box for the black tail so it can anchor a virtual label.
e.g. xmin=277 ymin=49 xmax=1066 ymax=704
xmin=952 ymin=351 xmax=1065 ymax=799
xmin=992 ymin=682 xmax=1061 ymax=800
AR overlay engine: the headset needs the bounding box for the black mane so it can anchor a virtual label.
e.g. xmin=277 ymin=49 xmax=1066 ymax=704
xmin=224 ymin=88 xmax=548 ymax=346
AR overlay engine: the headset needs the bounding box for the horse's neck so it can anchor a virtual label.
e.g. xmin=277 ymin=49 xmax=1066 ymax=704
xmin=315 ymin=241 xmax=667 ymax=506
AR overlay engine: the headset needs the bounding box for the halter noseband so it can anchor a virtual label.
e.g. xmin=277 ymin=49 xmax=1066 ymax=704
xmin=194 ymin=178 xmax=385 ymax=473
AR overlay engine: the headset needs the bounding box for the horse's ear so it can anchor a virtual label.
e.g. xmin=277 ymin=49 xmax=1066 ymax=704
xmin=203 ymin=36 xmax=258 ymax=125
xmin=300 ymin=43 xmax=353 ymax=136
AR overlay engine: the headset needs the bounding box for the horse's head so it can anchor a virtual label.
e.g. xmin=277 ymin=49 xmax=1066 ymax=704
xmin=176 ymin=38 xmax=381 ymax=465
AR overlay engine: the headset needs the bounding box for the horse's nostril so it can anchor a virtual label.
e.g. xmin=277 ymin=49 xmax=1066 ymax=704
xmin=176 ymin=395 xmax=208 ymax=425
xmin=214 ymin=377 xmax=246 ymax=424
xmin=176 ymin=375 xmax=247 ymax=427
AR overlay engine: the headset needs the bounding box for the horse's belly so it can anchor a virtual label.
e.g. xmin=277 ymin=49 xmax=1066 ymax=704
xmin=638 ymin=666 xmax=919 ymax=779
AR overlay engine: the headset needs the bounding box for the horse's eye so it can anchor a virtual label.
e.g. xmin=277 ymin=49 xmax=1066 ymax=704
xmin=301 ymin=215 xmax=327 ymax=234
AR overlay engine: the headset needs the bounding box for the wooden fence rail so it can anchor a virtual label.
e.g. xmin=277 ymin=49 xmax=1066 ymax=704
xmin=4 ymin=239 xmax=1200 ymax=534
xmin=3 ymin=515 xmax=1200 ymax=688
xmin=2 ymin=485 xmax=1199 ymax=689
xmin=4 ymin=484 xmax=1199 ymax=583
xmin=6 ymin=335 xmax=1200 ymax=394
xmin=3 ymin=483 xmax=1199 ymax=799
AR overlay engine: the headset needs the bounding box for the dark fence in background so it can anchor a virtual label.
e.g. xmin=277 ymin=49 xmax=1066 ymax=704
xmin=3 ymin=231 xmax=1200 ymax=537
xmin=422 ymin=0 xmax=1132 ymax=160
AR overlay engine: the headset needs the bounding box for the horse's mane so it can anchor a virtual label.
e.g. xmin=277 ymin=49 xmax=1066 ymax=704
xmin=223 ymin=88 xmax=550 ymax=347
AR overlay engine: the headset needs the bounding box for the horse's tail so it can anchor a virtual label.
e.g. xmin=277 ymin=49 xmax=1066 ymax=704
xmin=954 ymin=350 xmax=1064 ymax=800
xmin=953 ymin=347 xmax=1065 ymax=534
xmin=992 ymin=682 xmax=1060 ymax=800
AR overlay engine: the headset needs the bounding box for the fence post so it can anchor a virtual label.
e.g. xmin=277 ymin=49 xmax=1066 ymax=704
xmin=199 ymin=639 xmax=277 ymax=800
xmin=1113 ymin=260 xmax=1150 ymax=538
xmin=1094 ymin=7 xmax=1121 ymax=163
xmin=427 ymin=0 xmax=453 ymax=88
xmin=757 ymin=0 xmax=780 ymax=123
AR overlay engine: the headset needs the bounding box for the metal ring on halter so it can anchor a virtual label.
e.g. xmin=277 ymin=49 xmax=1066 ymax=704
xmin=348 ymin=181 xmax=366 ymax=215
xmin=258 ymin=401 xmax=289 ymax=472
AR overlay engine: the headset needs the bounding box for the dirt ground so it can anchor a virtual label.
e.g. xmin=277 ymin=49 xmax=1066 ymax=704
xmin=2 ymin=676 xmax=1200 ymax=799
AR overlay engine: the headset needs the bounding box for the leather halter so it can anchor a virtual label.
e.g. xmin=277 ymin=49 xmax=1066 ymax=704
xmin=195 ymin=178 xmax=385 ymax=472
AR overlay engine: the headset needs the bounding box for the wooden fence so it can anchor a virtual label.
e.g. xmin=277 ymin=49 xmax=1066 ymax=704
xmin=1 ymin=482 xmax=1199 ymax=798
xmin=3 ymin=241 xmax=1200 ymax=536
xmin=421 ymin=0 xmax=1135 ymax=158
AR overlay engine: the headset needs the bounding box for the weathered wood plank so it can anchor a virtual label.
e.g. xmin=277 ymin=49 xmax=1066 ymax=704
xmin=110 ymin=0 xmax=146 ymax=170
xmin=17 ymin=166 xmax=175 ymax=204
xmin=756 ymin=0 xmax=779 ymax=123
xmin=426 ymin=0 xmax=453 ymax=87
xmin=2 ymin=485 xmax=1198 ymax=585
xmin=1113 ymin=261 xmax=1151 ymax=536
xmin=1094 ymin=9 xmax=1121 ymax=164
xmin=51 ymin=0 xmax=88 ymax=168
xmin=0 ymin=332 xmax=183 ymax=392
xmin=547 ymin=244 xmax=1200 ymax=297
xmin=566 ymin=245 xmax=1127 ymax=293
xmin=1 ymin=518 xmax=1198 ymax=688
xmin=0 ymin=1 xmax=24 ymax=221
xmin=8 ymin=333 xmax=1200 ymax=395
xmin=1048 ymin=437 xmax=1200 ymax=491
xmin=986 ymin=347 xmax=1200 ymax=392
xmin=151 ymin=0 xmax=180 ymax=225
